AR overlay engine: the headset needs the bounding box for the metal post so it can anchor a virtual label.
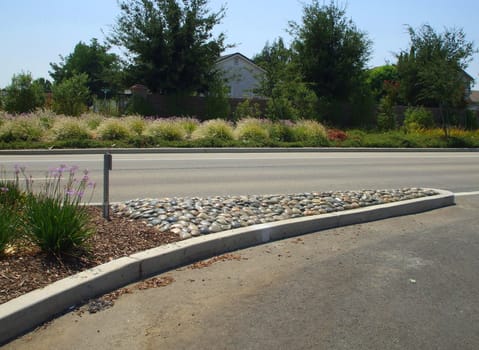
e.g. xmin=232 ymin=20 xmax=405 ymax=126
xmin=103 ymin=152 xmax=112 ymax=220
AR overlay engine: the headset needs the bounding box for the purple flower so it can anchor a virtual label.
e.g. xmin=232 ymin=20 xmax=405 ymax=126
xmin=66 ymin=189 xmax=76 ymax=196
xmin=0 ymin=187 xmax=8 ymax=193
xmin=69 ymin=165 xmax=79 ymax=175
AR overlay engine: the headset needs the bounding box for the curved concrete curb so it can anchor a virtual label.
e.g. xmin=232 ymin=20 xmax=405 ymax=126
xmin=0 ymin=189 xmax=455 ymax=345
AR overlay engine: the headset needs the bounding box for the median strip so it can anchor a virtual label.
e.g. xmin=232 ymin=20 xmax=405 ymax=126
xmin=0 ymin=188 xmax=454 ymax=345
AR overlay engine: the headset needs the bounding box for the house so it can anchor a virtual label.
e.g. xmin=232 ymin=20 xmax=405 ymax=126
xmin=216 ymin=52 xmax=266 ymax=99
xmin=462 ymin=70 xmax=474 ymax=98
xmin=467 ymin=90 xmax=479 ymax=111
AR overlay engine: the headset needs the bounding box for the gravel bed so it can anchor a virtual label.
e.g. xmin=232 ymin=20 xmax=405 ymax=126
xmin=112 ymin=188 xmax=438 ymax=239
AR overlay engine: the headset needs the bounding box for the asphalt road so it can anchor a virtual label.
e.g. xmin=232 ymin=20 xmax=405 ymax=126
xmin=0 ymin=152 xmax=478 ymax=202
xmin=6 ymin=194 xmax=479 ymax=349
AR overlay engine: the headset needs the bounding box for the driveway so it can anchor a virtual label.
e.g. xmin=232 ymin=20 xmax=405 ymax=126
xmin=5 ymin=194 xmax=479 ymax=349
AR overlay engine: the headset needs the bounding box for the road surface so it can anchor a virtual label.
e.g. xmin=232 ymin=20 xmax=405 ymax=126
xmin=0 ymin=152 xmax=478 ymax=202
xmin=5 ymin=194 xmax=479 ymax=349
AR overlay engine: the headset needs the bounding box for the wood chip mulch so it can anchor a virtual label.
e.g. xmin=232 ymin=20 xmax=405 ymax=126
xmin=0 ymin=207 xmax=181 ymax=305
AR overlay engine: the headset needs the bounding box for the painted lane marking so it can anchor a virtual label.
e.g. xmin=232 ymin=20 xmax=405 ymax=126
xmin=455 ymin=191 xmax=479 ymax=197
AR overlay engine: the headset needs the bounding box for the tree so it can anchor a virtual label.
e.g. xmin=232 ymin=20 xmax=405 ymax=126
xmin=253 ymin=37 xmax=294 ymax=97
xmin=33 ymin=78 xmax=53 ymax=93
xmin=52 ymin=73 xmax=91 ymax=116
xmin=108 ymin=0 xmax=227 ymax=95
xmin=253 ymin=38 xmax=320 ymax=121
xmin=397 ymin=24 xmax=476 ymax=108
xmin=2 ymin=72 xmax=45 ymax=113
xmin=366 ymin=65 xmax=399 ymax=102
xmin=50 ymin=38 xmax=122 ymax=98
xmin=396 ymin=24 xmax=477 ymax=135
xmin=289 ymin=1 xmax=371 ymax=104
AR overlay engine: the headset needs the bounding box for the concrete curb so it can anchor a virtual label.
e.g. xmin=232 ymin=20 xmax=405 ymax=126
xmin=0 ymin=188 xmax=455 ymax=345
xmin=0 ymin=147 xmax=478 ymax=155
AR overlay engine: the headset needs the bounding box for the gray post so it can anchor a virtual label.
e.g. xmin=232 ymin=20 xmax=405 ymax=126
xmin=103 ymin=152 xmax=113 ymax=220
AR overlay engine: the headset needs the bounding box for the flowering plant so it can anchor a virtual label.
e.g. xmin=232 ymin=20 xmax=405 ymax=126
xmin=23 ymin=164 xmax=96 ymax=255
xmin=0 ymin=164 xmax=96 ymax=256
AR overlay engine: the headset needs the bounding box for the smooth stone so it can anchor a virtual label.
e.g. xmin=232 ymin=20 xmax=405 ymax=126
xmin=190 ymin=229 xmax=201 ymax=237
xmin=209 ymin=223 xmax=222 ymax=233
xmin=179 ymin=231 xmax=192 ymax=240
xmin=231 ymin=221 xmax=241 ymax=229
xmin=199 ymin=226 xmax=210 ymax=235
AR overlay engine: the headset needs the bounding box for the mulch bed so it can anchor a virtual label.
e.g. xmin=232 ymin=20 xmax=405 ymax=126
xmin=0 ymin=207 xmax=181 ymax=305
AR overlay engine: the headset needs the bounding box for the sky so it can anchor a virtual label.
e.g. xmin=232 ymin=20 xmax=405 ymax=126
xmin=1 ymin=0 xmax=478 ymax=89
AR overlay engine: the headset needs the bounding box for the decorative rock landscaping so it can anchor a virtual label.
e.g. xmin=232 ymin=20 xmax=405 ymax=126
xmin=112 ymin=188 xmax=438 ymax=240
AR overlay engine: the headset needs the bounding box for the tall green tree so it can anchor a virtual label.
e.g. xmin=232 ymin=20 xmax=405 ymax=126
xmin=108 ymin=0 xmax=227 ymax=95
xmin=50 ymin=38 xmax=122 ymax=98
xmin=253 ymin=37 xmax=294 ymax=97
xmin=33 ymin=78 xmax=53 ymax=93
xmin=253 ymin=38 xmax=319 ymax=120
xmin=289 ymin=1 xmax=371 ymax=103
xmin=396 ymin=24 xmax=476 ymax=108
xmin=396 ymin=24 xmax=477 ymax=135
xmin=2 ymin=72 xmax=45 ymax=113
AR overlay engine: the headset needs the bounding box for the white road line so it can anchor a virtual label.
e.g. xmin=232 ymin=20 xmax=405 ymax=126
xmin=455 ymin=191 xmax=479 ymax=197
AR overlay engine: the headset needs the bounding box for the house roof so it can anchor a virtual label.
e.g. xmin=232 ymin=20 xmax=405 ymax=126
xmin=462 ymin=70 xmax=474 ymax=82
xmin=217 ymin=52 xmax=266 ymax=73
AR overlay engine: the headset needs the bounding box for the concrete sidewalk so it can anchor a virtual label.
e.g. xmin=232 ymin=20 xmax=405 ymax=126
xmin=5 ymin=194 xmax=479 ymax=349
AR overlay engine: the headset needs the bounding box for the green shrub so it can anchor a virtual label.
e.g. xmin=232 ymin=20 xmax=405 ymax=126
xmin=403 ymin=107 xmax=434 ymax=132
xmin=176 ymin=117 xmax=200 ymax=139
xmin=22 ymin=165 xmax=95 ymax=255
xmin=52 ymin=73 xmax=91 ymax=116
xmin=33 ymin=109 xmax=57 ymax=130
xmin=124 ymin=115 xmax=147 ymax=136
xmin=235 ymin=118 xmax=270 ymax=144
xmin=24 ymin=196 xmax=92 ymax=255
xmin=0 ymin=179 xmax=25 ymax=209
xmin=376 ymin=96 xmax=397 ymax=131
xmin=0 ymin=116 xmax=44 ymax=142
xmin=0 ymin=205 xmax=20 ymax=254
xmin=291 ymin=120 xmax=329 ymax=145
xmin=97 ymin=118 xmax=132 ymax=140
xmin=145 ymin=119 xmax=186 ymax=141
xmin=82 ymin=112 xmax=105 ymax=130
xmin=205 ymin=77 xmax=231 ymax=119
xmin=267 ymin=121 xmax=295 ymax=142
xmin=266 ymin=81 xmax=319 ymax=120
xmin=338 ymin=130 xmax=365 ymax=147
xmin=192 ymin=119 xmax=235 ymax=142
xmin=2 ymin=72 xmax=45 ymax=113
xmin=0 ymin=174 xmax=26 ymax=252
xmin=48 ymin=117 xmax=92 ymax=141
xmin=265 ymin=95 xmax=296 ymax=121
xmin=377 ymin=113 xmax=396 ymax=131
xmin=234 ymin=99 xmax=262 ymax=120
